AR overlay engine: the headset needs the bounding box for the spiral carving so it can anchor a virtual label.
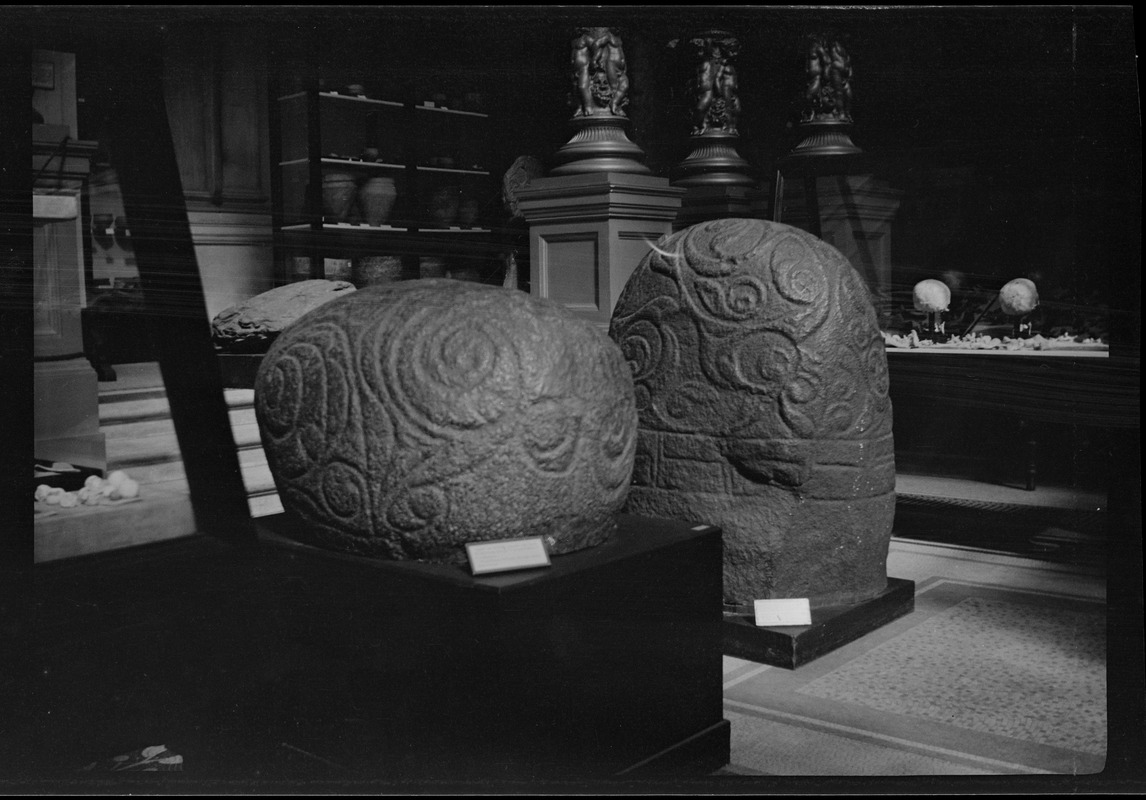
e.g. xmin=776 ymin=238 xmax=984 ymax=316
xmin=771 ymin=235 xmax=827 ymax=306
xmin=321 ymin=460 xmax=369 ymax=521
xmin=255 ymin=280 xmax=637 ymax=563
xmin=609 ymin=218 xmax=896 ymax=607
xmin=710 ymin=329 xmax=801 ymax=397
xmin=618 ymin=318 xmax=665 ymax=383
xmin=681 ymin=218 xmax=769 ymax=276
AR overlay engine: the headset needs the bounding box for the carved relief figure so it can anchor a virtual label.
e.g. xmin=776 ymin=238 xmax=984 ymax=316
xmin=571 ymin=26 xmax=629 ymax=117
xmin=609 ymin=219 xmax=895 ymax=608
xmin=803 ymin=35 xmax=829 ymax=116
xmin=572 ymin=28 xmax=598 ymax=117
xmin=828 ymin=40 xmax=854 ymax=120
xmin=692 ymin=35 xmax=742 ymax=135
xmin=804 ymin=34 xmax=854 ymax=123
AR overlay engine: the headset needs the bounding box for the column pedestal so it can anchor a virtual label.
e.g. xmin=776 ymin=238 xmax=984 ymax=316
xmin=675 ymin=184 xmax=767 ymax=230
xmin=782 ymin=174 xmax=903 ymax=321
xmin=34 ymin=126 xmax=105 ymax=472
xmin=516 ymin=172 xmax=683 ymax=330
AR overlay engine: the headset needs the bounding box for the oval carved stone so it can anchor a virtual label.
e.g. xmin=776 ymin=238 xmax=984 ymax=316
xmin=609 ymin=218 xmax=895 ymax=608
xmin=256 ymin=279 xmax=638 ymax=563
xmin=211 ymin=279 xmax=356 ymax=353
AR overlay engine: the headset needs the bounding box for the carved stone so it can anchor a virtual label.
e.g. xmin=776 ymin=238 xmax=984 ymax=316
xmin=608 ymin=218 xmax=895 ymax=608
xmin=255 ymin=280 xmax=638 ymax=563
xmin=211 ymin=279 xmax=356 ymax=352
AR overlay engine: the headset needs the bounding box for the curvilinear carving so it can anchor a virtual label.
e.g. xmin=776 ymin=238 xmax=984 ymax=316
xmin=609 ymin=218 xmax=895 ymax=608
xmin=256 ymin=280 xmax=638 ymax=563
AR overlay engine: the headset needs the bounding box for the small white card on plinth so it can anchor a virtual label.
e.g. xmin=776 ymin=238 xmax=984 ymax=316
xmin=466 ymin=536 xmax=551 ymax=576
xmin=754 ymin=598 xmax=812 ymax=627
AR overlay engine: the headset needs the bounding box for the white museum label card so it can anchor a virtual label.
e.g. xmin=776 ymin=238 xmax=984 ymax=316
xmin=466 ymin=537 xmax=551 ymax=576
xmin=754 ymin=598 xmax=812 ymax=627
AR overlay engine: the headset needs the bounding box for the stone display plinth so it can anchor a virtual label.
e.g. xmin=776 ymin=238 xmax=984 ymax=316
xmin=515 ymin=172 xmax=684 ymax=330
xmin=256 ymin=512 xmax=729 ymax=779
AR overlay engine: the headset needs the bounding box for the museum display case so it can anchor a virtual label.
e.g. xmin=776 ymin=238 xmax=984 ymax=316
xmin=268 ymin=66 xmax=508 ymax=287
xmin=16 ymin=6 xmax=1141 ymax=793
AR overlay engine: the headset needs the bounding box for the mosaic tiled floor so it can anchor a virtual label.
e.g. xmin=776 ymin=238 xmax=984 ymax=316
xmin=721 ymin=557 xmax=1107 ymax=777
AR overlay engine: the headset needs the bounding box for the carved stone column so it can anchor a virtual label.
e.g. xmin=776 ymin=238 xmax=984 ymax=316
xmin=788 ymin=34 xmax=861 ymax=158
xmin=523 ymin=27 xmax=683 ymax=328
xmin=671 ymin=31 xmax=760 ymax=229
xmin=550 ymin=27 xmax=650 ymax=176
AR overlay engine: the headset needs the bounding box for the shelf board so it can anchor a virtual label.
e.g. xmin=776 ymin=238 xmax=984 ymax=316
xmin=419 ymin=226 xmax=493 ymax=233
xmin=417 ymin=165 xmax=491 ymax=176
xmin=276 ymin=91 xmax=308 ymax=103
xmin=319 ymin=157 xmax=405 ymax=170
xmin=279 ymin=223 xmax=492 ymax=234
xmin=319 ymin=91 xmax=404 ymax=108
xmin=414 ymin=104 xmax=489 ymax=119
xmin=281 ymin=222 xmax=412 ymax=232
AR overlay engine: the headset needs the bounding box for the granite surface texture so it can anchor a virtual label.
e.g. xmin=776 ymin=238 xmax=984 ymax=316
xmin=256 ymin=280 xmax=637 ymax=562
xmin=610 ymin=218 xmax=895 ymax=607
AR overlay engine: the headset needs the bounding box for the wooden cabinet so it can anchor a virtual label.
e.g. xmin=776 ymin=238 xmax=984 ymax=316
xmin=269 ymin=77 xmax=508 ymax=286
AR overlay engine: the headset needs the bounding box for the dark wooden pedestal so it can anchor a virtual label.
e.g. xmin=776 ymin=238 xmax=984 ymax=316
xmin=216 ymin=352 xmax=264 ymax=388
xmin=723 ymin=577 xmax=916 ymax=669
xmin=15 ymin=515 xmax=728 ymax=790
xmin=252 ymin=513 xmax=729 ymax=783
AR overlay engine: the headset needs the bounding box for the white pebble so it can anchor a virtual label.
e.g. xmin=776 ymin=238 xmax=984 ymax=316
xmin=58 ymin=492 xmax=78 ymax=508
xmin=84 ymin=475 xmax=104 ymax=491
xmin=45 ymin=492 xmax=62 ymax=505
xmin=106 ymin=470 xmax=130 ymax=487
xmin=35 ymin=485 xmax=53 ymax=502
xmin=117 ymin=478 xmax=140 ymax=499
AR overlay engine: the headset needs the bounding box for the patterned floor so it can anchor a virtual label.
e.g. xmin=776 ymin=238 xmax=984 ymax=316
xmin=719 ymin=539 xmax=1107 ymax=777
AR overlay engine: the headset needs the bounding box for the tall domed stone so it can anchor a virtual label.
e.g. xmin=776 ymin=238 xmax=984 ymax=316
xmin=608 ymin=218 xmax=895 ymax=608
xmin=256 ymin=280 xmax=638 ymax=564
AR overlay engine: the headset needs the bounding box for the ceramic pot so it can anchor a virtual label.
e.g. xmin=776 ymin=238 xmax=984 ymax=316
xmin=428 ymin=186 xmax=460 ymax=228
xmin=322 ymin=172 xmax=359 ymax=223
xmin=353 ymin=255 xmax=404 ymax=287
xmin=323 ymin=258 xmax=352 ymax=282
xmin=458 ymin=198 xmax=481 ymax=227
xmin=448 ymin=266 xmax=481 ymax=282
xmin=289 ymin=256 xmax=313 ymax=280
xmin=91 ymin=213 xmax=114 ymax=234
xmin=358 ymin=176 xmax=398 ymax=227
xmin=419 ymin=257 xmax=448 ymax=279
xmin=462 ymin=92 xmax=484 ymax=112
